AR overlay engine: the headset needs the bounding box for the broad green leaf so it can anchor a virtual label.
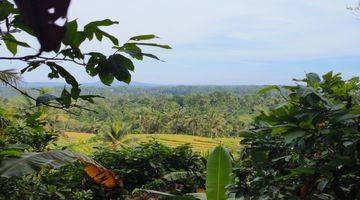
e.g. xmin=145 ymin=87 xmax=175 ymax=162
xmin=60 ymin=88 xmax=72 ymax=107
xmin=108 ymin=54 xmax=132 ymax=83
xmin=119 ymin=43 xmax=162 ymax=61
xmin=99 ymin=73 xmax=114 ymax=86
xmin=63 ymin=20 xmax=77 ymax=43
xmin=206 ymin=145 xmax=232 ymax=200
xmin=0 ymin=149 xmax=22 ymax=157
xmin=60 ymin=48 xmax=77 ymax=59
xmin=130 ymin=34 xmax=159 ymax=41
xmin=284 ymin=130 xmax=306 ymax=144
xmin=84 ymin=19 xmax=119 ymax=28
xmin=129 ymin=42 xmax=172 ymax=49
xmin=332 ymin=113 xmax=360 ymax=123
xmin=46 ymin=62 xmax=79 ymax=97
xmin=276 ymin=167 xmax=316 ymax=181
xmin=98 ymin=62 xmax=114 ymax=86
xmin=114 ymin=54 xmax=134 ymax=71
xmin=21 ymin=62 xmax=41 ymax=74
xmin=0 ymin=0 xmax=15 ymax=20
xmin=84 ymin=19 xmax=119 ymax=45
xmin=71 ymin=46 xmax=84 ymax=59
xmin=296 ymin=112 xmax=319 ymax=129
xmin=86 ymin=52 xmax=106 ymax=76
xmin=142 ymin=53 xmax=163 ymax=61
xmin=258 ymin=85 xmax=281 ymax=94
xmin=0 ymin=150 xmax=96 ymax=178
xmin=4 ymin=34 xmax=17 ymax=55
xmin=306 ymin=73 xmax=321 ymax=87
xmin=63 ymin=20 xmax=86 ymax=47
xmin=2 ymin=144 xmax=29 ymax=151
xmin=2 ymin=34 xmax=30 ymax=55
xmin=290 ymin=167 xmax=315 ymax=175
xmin=115 ymin=43 xmax=144 ymax=60
xmin=71 ymin=86 xmax=81 ymax=99
xmin=100 ymin=30 xmax=119 ymax=45
xmin=322 ymin=71 xmax=333 ymax=82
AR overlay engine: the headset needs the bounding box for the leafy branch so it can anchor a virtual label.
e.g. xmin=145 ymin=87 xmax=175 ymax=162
xmin=0 ymin=0 xmax=170 ymax=112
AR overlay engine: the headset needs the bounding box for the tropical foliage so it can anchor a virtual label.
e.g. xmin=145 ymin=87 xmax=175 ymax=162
xmin=0 ymin=87 xmax=279 ymax=137
xmin=205 ymin=146 xmax=233 ymax=200
xmin=0 ymin=72 xmax=359 ymax=199
xmin=0 ymin=0 xmax=169 ymax=111
xmin=230 ymin=72 xmax=360 ymax=199
xmin=0 ymin=1 xmax=359 ymax=200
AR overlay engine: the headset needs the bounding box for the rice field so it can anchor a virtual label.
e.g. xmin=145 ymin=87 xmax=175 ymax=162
xmin=53 ymin=132 xmax=241 ymax=155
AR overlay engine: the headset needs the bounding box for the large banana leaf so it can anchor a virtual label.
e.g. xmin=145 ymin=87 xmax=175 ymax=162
xmin=206 ymin=145 xmax=232 ymax=200
xmin=0 ymin=150 xmax=96 ymax=178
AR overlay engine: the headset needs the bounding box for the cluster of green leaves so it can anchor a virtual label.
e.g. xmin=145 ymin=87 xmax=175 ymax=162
xmin=134 ymin=145 xmax=234 ymax=200
xmin=0 ymin=107 xmax=110 ymax=199
xmin=1 ymin=107 xmax=57 ymax=152
xmin=0 ymin=105 xmax=56 ymax=163
xmin=0 ymin=0 xmax=170 ymax=109
xmin=92 ymin=141 xmax=206 ymax=196
xmin=0 ymin=140 xmax=206 ymax=199
xmin=0 ymin=162 xmax=102 ymax=200
xmin=230 ymin=72 xmax=360 ymax=199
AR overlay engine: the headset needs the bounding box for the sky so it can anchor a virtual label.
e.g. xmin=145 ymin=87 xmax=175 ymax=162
xmin=2 ymin=0 xmax=360 ymax=85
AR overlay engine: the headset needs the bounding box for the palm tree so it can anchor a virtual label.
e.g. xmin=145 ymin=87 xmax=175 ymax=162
xmin=102 ymin=122 xmax=131 ymax=144
xmin=0 ymin=69 xmax=21 ymax=86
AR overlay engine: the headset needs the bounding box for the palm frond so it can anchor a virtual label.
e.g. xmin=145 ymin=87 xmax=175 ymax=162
xmin=0 ymin=69 xmax=22 ymax=86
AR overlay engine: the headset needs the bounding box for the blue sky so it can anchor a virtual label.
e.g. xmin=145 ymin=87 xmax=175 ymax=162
xmin=2 ymin=0 xmax=360 ymax=85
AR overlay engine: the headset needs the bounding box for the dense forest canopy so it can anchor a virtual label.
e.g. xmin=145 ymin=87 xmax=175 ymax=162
xmin=0 ymin=86 xmax=281 ymax=137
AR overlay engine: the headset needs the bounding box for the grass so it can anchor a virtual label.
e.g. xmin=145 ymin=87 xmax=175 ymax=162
xmin=53 ymin=132 xmax=241 ymax=155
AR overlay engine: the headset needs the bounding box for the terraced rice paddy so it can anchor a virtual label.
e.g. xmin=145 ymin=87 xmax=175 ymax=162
xmin=54 ymin=132 xmax=241 ymax=155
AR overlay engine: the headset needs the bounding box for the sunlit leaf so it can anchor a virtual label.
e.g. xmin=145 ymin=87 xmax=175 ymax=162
xmin=130 ymin=34 xmax=159 ymax=41
xmin=206 ymin=145 xmax=232 ymax=200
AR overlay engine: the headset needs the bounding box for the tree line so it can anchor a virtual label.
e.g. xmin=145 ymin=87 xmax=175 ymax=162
xmin=0 ymin=86 xmax=282 ymax=137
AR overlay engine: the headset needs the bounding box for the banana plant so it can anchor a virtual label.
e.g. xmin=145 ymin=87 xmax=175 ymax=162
xmin=0 ymin=150 xmax=95 ymax=178
xmin=205 ymin=145 xmax=233 ymax=200
xmin=142 ymin=145 xmax=233 ymax=200
xmin=0 ymin=150 xmax=119 ymax=188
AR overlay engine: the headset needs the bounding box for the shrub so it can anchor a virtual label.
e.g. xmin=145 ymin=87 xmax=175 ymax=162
xmin=230 ymin=72 xmax=360 ymax=199
xmin=0 ymin=163 xmax=102 ymax=200
xmin=1 ymin=109 xmax=57 ymax=151
xmin=92 ymin=140 xmax=206 ymax=194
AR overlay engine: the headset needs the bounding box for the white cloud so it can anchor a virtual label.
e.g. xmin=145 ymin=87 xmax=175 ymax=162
xmin=67 ymin=0 xmax=360 ymax=60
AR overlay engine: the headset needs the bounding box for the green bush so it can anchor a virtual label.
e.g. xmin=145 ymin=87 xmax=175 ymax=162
xmin=0 ymin=162 xmax=103 ymax=200
xmin=92 ymin=140 xmax=206 ymax=195
xmin=0 ymin=141 xmax=205 ymax=199
xmin=230 ymin=72 xmax=360 ymax=199
xmin=1 ymin=109 xmax=57 ymax=152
